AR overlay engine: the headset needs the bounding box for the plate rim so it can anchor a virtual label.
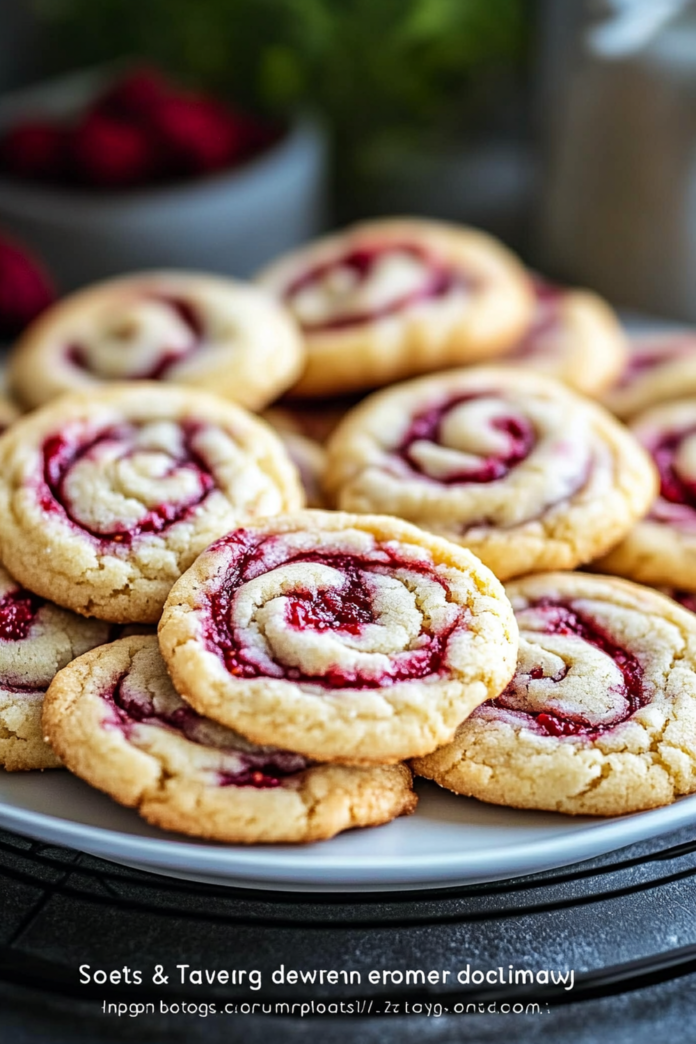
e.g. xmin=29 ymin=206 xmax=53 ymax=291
xmin=2 ymin=785 xmax=696 ymax=890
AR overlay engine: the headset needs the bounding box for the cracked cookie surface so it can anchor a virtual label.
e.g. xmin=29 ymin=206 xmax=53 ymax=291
xmin=412 ymin=573 xmax=696 ymax=815
xmin=0 ymin=384 xmax=303 ymax=623
xmin=325 ymin=367 xmax=656 ymax=580
xmin=158 ymin=511 xmax=518 ymax=764
xmin=8 ymin=271 xmax=304 ymax=411
xmin=257 ymin=218 xmax=533 ymax=397
xmin=43 ymin=635 xmax=417 ymax=843
xmin=0 ymin=564 xmax=110 ymax=770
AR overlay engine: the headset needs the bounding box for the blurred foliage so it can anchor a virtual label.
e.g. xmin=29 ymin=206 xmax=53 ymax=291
xmin=35 ymin=0 xmax=528 ymax=154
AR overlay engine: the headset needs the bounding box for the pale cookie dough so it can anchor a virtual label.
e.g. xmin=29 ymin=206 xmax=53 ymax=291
xmin=603 ymin=330 xmax=696 ymax=419
xmin=0 ymin=384 xmax=303 ymax=623
xmin=596 ymin=398 xmax=696 ymax=590
xmin=43 ymin=635 xmax=417 ymax=843
xmin=158 ymin=511 xmax=518 ymax=765
xmin=257 ymin=218 xmax=533 ymax=397
xmin=412 ymin=573 xmax=696 ymax=816
xmin=498 ymin=279 xmax=626 ymax=397
xmin=0 ymin=564 xmax=110 ymax=770
xmin=7 ymin=271 xmax=305 ymax=411
xmin=324 ymin=367 xmax=657 ymax=581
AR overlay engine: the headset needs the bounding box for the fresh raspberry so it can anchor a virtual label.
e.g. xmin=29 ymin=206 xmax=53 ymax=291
xmin=93 ymin=67 xmax=172 ymax=122
xmin=0 ymin=235 xmax=55 ymax=339
xmin=0 ymin=122 xmax=66 ymax=181
xmin=68 ymin=114 xmax=157 ymax=188
xmin=147 ymin=95 xmax=246 ymax=175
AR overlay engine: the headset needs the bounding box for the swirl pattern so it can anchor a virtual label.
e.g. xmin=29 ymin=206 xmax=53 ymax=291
xmin=0 ymin=384 xmax=303 ymax=622
xmin=284 ymin=244 xmax=464 ymax=331
xmin=8 ymin=272 xmax=304 ymax=411
xmin=158 ymin=511 xmax=518 ymax=764
xmin=596 ymin=399 xmax=696 ymax=589
xmin=326 ymin=367 xmax=656 ymax=580
xmin=412 ymin=574 xmax=696 ymax=815
xmin=43 ymin=635 xmax=417 ymax=842
xmin=257 ymin=219 xmax=533 ymax=398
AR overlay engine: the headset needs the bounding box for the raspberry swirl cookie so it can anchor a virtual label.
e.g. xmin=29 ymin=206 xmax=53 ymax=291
xmin=7 ymin=272 xmax=304 ymax=411
xmin=158 ymin=511 xmax=518 ymax=764
xmin=44 ymin=636 xmax=416 ymax=843
xmin=603 ymin=331 xmax=696 ymax=419
xmin=499 ymin=279 xmax=626 ymax=397
xmin=325 ymin=368 xmax=656 ymax=580
xmin=0 ymin=565 xmax=110 ymax=771
xmin=596 ymin=399 xmax=696 ymax=589
xmin=412 ymin=574 xmax=696 ymax=816
xmin=0 ymin=384 xmax=303 ymax=623
xmin=257 ymin=219 xmax=533 ymax=398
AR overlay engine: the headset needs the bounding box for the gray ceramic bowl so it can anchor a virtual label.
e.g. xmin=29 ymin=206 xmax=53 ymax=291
xmin=0 ymin=67 xmax=328 ymax=291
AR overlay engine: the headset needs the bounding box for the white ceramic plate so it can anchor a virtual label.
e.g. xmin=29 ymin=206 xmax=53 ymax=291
xmin=1 ymin=770 xmax=695 ymax=892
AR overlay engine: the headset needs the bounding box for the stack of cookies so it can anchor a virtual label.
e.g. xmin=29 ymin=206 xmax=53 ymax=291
xmin=2 ymin=217 xmax=696 ymax=843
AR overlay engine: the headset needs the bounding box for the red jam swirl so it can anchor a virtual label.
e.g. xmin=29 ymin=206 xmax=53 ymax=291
xmin=285 ymin=243 xmax=464 ymax=331
xmin=68 ymin=295 xmax=203 ymax=380
xmin=103 ymin=672 xmax=307 ymax=788
xmin=644 ymin=426 xmax=696 ymax=519
xmin=203 ymin=529 xmax=459 ymax=690
xmin=492 ymin=600 xmax=647 ymax=739
xmin=0 ymin=586 xmax=43 ymax=641
xmin=399 ymin=393 xmax=535 ymax=484
xmin=39 ymin=421 xmax=215 ymax=545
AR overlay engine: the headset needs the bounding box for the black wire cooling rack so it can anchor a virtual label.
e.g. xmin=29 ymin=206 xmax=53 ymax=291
xmin=2 ymin=822 xmax=696 ymax=1043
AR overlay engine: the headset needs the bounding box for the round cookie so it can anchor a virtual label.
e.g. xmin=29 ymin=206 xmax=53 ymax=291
xmin=498 ymin=279 xmax=626 ymax=397
xmin=412 ymin=573 xmax=696 ymax=816
xmin=595 ymin=398 xmax=696 ymax=590
xmin=324 ymin=367 xmax=657 ymax=581
xmin=603 ymin=330 xmax=696 ymax=419
xmin=0 ymin=564 xmax=110 ymax=771
xmin=0 ymin=383 xmax=303 ymax=623
xmin=43 ymin=635 xmax=417 ymax=843
xmin=158 ymin=511 xmax=518 ymax=765
xmin=257 ymin=218 xmax=533 ymax=398
xmin=7 ymin=271 xmax=305 ymax=411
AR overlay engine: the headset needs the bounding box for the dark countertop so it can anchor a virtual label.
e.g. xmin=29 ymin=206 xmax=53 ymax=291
xmin=1 ymin=823 xmax=696 ymax=1041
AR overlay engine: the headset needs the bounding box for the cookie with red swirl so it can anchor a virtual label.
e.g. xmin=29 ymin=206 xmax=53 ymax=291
xmin=44 ymin=635 xmax=416 ymax=842
xmin=603 ymin=330 xmax=696 ymax=419
xmin=325 ymin=367 xmax=656 ymax=581
xmin=412 ymin=574 xmax=696 ymax=816
xmin=0 ymin=384 xmax=303 ymax=623
xmin=595 ymin=399 xmax=696 ymax=589
xmin=158 ymin=511 xmax=518 ymax=764
xmin=0 ymin=564 xmax=110 ymax=770
xmin=257 ymin=218 xmax=533 ymax=398
xmin=498 ymin=279 xmax=626 ymax=397
xmin=7 ymin=272 xmax=304 ymax=411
